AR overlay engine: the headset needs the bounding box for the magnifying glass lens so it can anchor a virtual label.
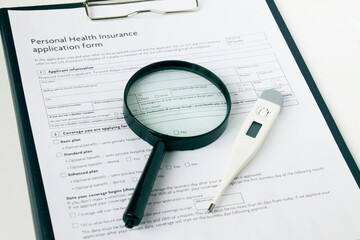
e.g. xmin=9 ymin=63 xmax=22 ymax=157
xmin=127 ymin=69 xmax=228 ymax=137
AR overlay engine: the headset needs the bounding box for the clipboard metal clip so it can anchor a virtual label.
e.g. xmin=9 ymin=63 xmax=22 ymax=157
xmin=84 ymin=0 xmax=200 ymax=20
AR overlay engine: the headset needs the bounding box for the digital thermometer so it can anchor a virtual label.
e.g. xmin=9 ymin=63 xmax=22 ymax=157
xmin=208 ymin=89 xmax=283 ymax=212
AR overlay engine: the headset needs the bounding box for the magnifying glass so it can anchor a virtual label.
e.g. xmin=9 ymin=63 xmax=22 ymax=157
xmin=122 ymin=60 xmax=231 ymax=228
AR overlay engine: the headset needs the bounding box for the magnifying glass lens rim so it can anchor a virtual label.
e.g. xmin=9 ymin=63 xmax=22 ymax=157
xmin=123 ymin=60 xmax=231 ymax=150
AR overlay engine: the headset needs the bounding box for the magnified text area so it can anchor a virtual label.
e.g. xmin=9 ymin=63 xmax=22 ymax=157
xmin=127 ymin=70 xmax=228 ymax=137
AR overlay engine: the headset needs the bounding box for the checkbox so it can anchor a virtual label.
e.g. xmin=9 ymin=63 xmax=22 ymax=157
xmin=166 ymin=165 xmax=172 ymax=170
xmin=56 ymin=152 xmax=62 ymax=157
xmin=53 ymin=140 xmax=59 ymax=145
xmin=184 ymin=162 xmax=190 ymax=167
xmin=60 ymin=172 xmax=67 ymax=178
xmin=132 ymin=177 xmax=138 ymax=182
xmin=173 ymin=130 xmax=179 ymax=135
xmin=126 ymin=157 xmax=132 ymax=162
xmin=72 ymin=223 xmax=79 ymax=229
xmin=70 ymin=213 xmax=76 ymax=218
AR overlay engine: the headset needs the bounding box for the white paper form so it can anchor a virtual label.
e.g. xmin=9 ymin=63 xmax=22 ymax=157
xmin=7 ymin=0 xmax=360 ymax=239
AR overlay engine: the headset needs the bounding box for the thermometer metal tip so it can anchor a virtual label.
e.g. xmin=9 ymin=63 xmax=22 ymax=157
xmin=208 ymin=89 xmax=283 ymax=212
xmin=207 ymin=203 xmax=216 ymax=212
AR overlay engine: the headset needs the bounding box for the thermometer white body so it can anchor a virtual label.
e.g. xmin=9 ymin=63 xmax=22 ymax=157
xmin=208 ymin=89 xmax=283 ymax=212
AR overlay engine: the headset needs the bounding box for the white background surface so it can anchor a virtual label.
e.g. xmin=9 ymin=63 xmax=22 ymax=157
xmin=0 ymin=0 xmax=359 ymax=239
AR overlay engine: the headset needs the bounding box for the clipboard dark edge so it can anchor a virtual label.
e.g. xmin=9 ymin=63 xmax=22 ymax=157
xmin=0 ymin=1 xmax=359 ymax=240
xmin=266 ymin=0 xmax=360 ymax=187
xmin=0 ymin=3 xmax=83 ymax=240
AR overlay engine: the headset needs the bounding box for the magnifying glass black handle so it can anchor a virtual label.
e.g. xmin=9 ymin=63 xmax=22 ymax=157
xmin=123 ymin=141 xmax=166 ymax=228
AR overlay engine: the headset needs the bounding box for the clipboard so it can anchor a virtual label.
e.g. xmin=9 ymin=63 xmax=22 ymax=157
xmin=0 ymin=1 xmax=359 ymax=239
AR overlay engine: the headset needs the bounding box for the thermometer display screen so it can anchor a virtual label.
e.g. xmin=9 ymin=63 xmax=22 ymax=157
xmin=246 ymin=121 xmax=262 ymax=138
